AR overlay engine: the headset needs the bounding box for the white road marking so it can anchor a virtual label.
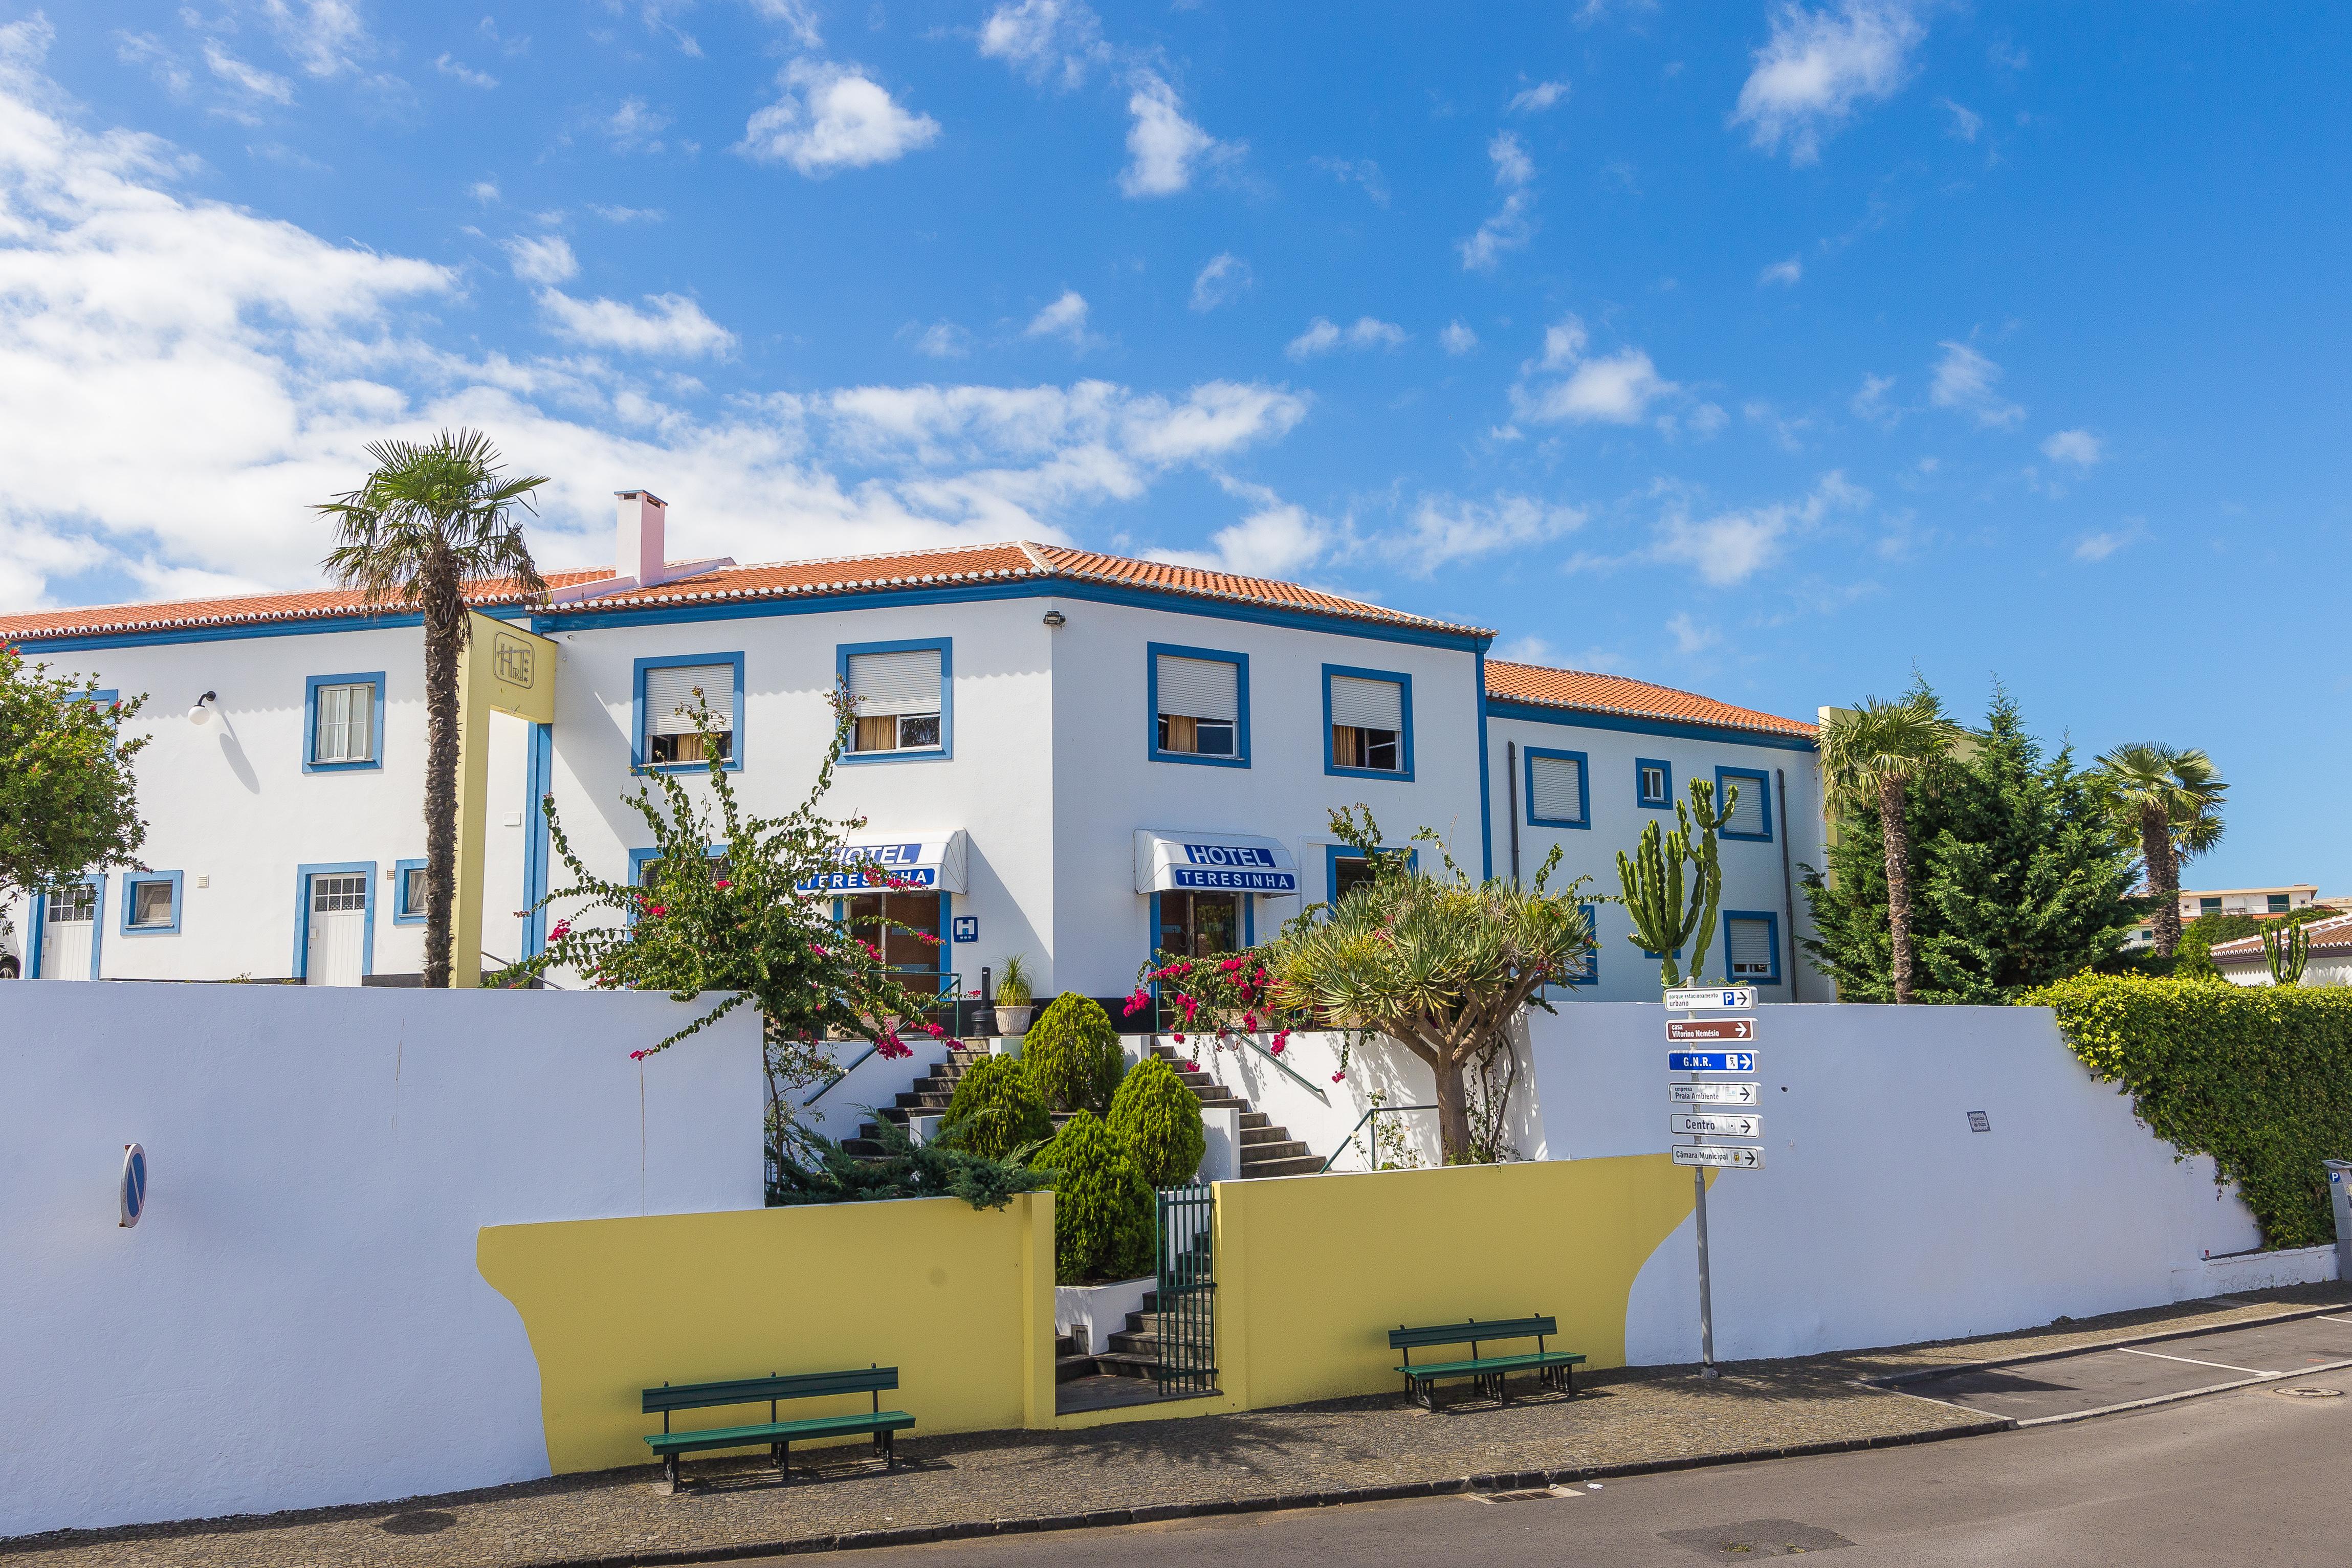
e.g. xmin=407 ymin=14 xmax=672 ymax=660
xmin=2118 ymin=1348 xmax=2272 ymax=1376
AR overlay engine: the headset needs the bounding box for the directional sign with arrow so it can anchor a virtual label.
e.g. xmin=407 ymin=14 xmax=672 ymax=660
xmin=1669 ymin=1081 xmax=1762 ymax=1106
xmin=1667 ymin=1050 xmax=1757 ymax=1073
xmin=1667 ymin=1017 xmax=1756 ymax=1043
xmin=1664 ymin=987 xmax=1756 ymax=1011
xmin=1672 ymin=1112 xmax=1763 ymax=1138
xmin=1674 ymin=1144 xmax=1765 ymax=1169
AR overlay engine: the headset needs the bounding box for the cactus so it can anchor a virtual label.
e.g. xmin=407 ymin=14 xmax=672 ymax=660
xmin=1613 ymin=778 xmax=1737 ymax=989
xmin=2265 ymin=920 xmax=2311 ymax=987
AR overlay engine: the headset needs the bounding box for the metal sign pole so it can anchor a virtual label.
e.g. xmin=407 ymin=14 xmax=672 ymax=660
xmin=1694 ymin=1160 xmax=1717 ymax=1378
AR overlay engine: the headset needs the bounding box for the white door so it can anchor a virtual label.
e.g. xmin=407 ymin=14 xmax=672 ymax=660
xmin=38 ymin=884 xmax=95 ymax=979
xmin=305 ymin=873 xmax=369 ymax=986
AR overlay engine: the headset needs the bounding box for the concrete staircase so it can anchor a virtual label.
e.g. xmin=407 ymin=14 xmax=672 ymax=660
xmin=846 ymin=1039 xmax=1324 ymax=1180
xmin=1055 ymin=1290 xmax=1179 ymax=1382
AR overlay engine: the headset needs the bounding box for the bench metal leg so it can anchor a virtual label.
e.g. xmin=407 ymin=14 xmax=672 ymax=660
xmin=663 ymin=1453 xmax=680 ymax=1490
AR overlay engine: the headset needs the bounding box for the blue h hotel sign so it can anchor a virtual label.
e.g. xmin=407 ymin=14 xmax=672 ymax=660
xmin=1171 ymin=842 xmax=1298 ymax=893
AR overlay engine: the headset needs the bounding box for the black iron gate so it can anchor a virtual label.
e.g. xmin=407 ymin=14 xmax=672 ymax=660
xmin=1154 ymin=1181 xmax=1217 ymax=1395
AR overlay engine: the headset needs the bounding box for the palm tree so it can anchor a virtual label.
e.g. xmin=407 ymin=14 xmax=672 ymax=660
xmin=318 ymin=430 xmax=548 ymax=987
xmin=1816 ymin=681 xmax=1965 ymax=1003
xmin=2096 ymin=744 xmax=2226 ymax=959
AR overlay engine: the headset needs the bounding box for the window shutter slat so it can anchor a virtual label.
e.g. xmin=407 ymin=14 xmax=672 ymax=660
xmin=1723 ymin=775 xmax=1766 ymax=835
xmin=847 ymin=650 xmax=942 ymax=716
xmin=645 ymin=665 xmax=734 ymax=736
xmin=1156 ymin=655 xmax=1238 ymax=722
xmin=1530 ymin=756 xmax=1584 ymax=822
xmin=1328 ymin=674 xmax=1403 ymax=731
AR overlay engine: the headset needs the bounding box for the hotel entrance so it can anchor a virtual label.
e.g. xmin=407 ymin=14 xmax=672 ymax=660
xmin=1157 ymin=890 xmax=1241 ymax=960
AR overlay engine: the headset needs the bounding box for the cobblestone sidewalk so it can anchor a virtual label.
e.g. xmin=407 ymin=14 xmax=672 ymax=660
xmin=11 ymin=1285 xmax=2342 ymax=1568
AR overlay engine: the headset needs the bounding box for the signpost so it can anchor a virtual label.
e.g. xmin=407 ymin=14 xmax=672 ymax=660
xmin=1669 ymin=1081 xmax=1761 ymax=1106
xmin=1672 ymin=1112 xmax=1763 ymax=1138
xmin=1665 ymin=986 xmax=1756 ymax=1011
xmin=1667 ymin=1050 xmax=1756 ymax=1073
xmin=1674 ymin=1144 xmax=1765 ymax=1169
xmin=1666 ymin=1017 xmax=1755 ymax=1043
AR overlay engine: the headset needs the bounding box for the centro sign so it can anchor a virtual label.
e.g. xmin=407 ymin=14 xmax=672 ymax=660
xmin=1173 ymin=843 xmax=1298 ymax=893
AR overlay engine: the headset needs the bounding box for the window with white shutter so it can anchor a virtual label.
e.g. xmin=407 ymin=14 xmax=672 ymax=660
xmin=641 ymin=660 xmax=737 ymax=766
xmin=1527 ymin=752 xmax=1587 ymax=826
xmin=1726 ymin=915 xmax=1777 ymax=980
xmin=1327 ymin=669 xmax=1409 ymax=776
xmin=1154 ymin=650 xmax=1243 ymax=760
xmin=1637 ymin=760 xmax=1672 ymax=808
xmin=310 ymin=679 xmax=377 ymax=766
xmin=1718 ymin=769 xmax=1770 ymax=839
xmin=844 ymin=644 xmax=947 ymax=755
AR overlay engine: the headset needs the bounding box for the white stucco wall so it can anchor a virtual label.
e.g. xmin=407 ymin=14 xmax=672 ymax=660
xmin=0 ymin=982 xmax=762 ymax=1538
xmin=1521 ymin=1001 xmax=2271 ymax=1363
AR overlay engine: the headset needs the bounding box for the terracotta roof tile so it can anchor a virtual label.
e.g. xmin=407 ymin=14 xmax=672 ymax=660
xmin=0 ymin=570 xmax=615 ymax=643
xmin=1484 ymin=659 xmax=1815 ymax=741
xmin=1027 ymin=545 xmax=1494 ymax=637
xmin=2210 ymin=912 xmax=2352 ymax=963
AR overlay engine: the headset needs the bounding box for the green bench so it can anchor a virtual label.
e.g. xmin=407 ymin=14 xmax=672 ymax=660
xmin=642 ymin=1365 xmax=914 ymax=1489
xmin=1390 ymin=1316 xmax=1585 ymax=1410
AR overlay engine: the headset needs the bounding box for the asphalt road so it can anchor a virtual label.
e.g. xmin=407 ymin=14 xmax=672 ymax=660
xmin=821 ymin=1374 xmax=2352 ymax=1567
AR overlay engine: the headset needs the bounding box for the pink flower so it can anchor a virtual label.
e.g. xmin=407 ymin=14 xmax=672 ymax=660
xmin=644 ymin=904 xmax=667 ymax=918
xmin=549 ymin=921 xmax=572 ymax=941
xmin=810 ymin=943 xmax=829 ymax=957
xmin=1183 ymin=1060 xmax=1199 ymax=1073
xmin=714 ymin=879 xmax=732 ymax=890
xmin=1331 ymin=1072 xmax=1345 ymax=1084
xmin=1171 ymin=1032 xmax=1185 ymax=1045
xmin=629 ymin=1050 xmax=649 ymax=1061
xmin=1122 ymin=989 xmax=1151 ymax=1017
xmin=876 ymin=1031 xmax=912 ymax=1060
xmin=1242 ymin=1011 xmax=1258 ymax=1032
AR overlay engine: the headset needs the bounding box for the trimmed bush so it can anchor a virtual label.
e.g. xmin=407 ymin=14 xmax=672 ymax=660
xmin=1034 ymin=1111 xmax=1156 ymax=1284
xmin=2026 ymin=972 xmax=2352 ymax=1247
xmin=939 ymin=1054 xmax=1053 ymax=1160
xmin=1108 ymin=1054 xmax=1206 ymax=1187
xmin=1020 ymin=991 xmax=1125 ymax=1116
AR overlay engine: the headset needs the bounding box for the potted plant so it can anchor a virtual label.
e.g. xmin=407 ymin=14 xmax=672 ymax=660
xmin=993 ymin=953 xmax=1036 ymax=1039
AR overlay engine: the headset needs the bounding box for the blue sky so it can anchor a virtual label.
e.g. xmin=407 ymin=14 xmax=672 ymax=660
xmin=2 ymin=2 xmax=2346 ymax=888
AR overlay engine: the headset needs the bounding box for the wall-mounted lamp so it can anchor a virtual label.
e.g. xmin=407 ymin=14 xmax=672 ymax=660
xmin=1041 ymin=610 xmax=1066 ymax=628
xmin=186 ymin=691 xmax=218 ymax=725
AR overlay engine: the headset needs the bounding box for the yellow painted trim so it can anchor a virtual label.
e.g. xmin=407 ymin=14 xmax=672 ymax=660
xmin=452 ymin=612 xmax=558 ymax=988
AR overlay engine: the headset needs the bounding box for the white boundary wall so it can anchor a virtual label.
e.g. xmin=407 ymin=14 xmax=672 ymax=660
xmin=1522 ymin=1001 xmax=2283 ymax=1363
xmin=1 ymin=982 xmax=762 ymax=1539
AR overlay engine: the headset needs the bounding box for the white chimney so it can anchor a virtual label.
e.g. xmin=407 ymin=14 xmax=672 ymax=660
xmin=616 ymin=490 xmax=667 ymax=584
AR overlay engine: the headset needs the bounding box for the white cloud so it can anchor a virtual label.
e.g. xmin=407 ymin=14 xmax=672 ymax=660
xmin=1024 ymin=290 xmax=1096 ymax=349
xmin=113 ymin=30 xmax=192 ymax=98
xmin=1688 ymin=402 xmax=1728 ymax=437
xmin=976 ymin=0 xmax=1105 ymax=90
xmin=1310 ymin=156 xmax=1390 ymax=205
xmin=905 ymin=321 xmax=972 ymax=359
xmin=1118 ymin=71 xmax=1238 ymax=197
xmin=606 ymin=97 xmax=672 ymax=154
xmin=1666 ymin=611 xmax=1720 ymax=655
xmin=737 ymin=59 xmax=940 ymax=175
xmin=1190 ymin=253 xmax=1251 ymax=312
xmin=502 ymin=234 xmax=578 ymax=284
xmin=1929 ymin=341 xmax=2025 ymax=427
xmin=2075 ymin=520 xmax=2145 ymax=562
xmin=258 ymin=0 xmax=376 ymax=79
xmin=1758 ymin=255 xmax=1803 ymax=286
xmin=534 ymin=291 xmax=736 ymax=358
xmin=467 ymin=179 xmax=500 ymax=204
xmin=1387 ymin=493 xmax=1581 ymax=574
xmin=1512 ymin=315 xmax=1675 ymax=426
xmin=1440 ymin=320 xmax=1478 ymax=356
xmin=204 ymin=41 xmax=296 ymax=105
xmin=1285 ymin=316 xmax=1408 ymax=361
xmin=434 ymin=54 xmax=498 ymax=90
xmin=1150 ymin=477 xmax=1333 ymax=578
xmin=1850 ymin=372 xmax=1898 ymax=425
xmin=1648 ymin=471 xmax=1867 ymax=585
xmin=1940 ymin=97 xmax=1981 ymax=141
xmin=2041 ymin=428 xmax=2103 ymax=467
xmin=744 ymin=0 xmax=824 ymax=48
xmin=1458 ymin=131 xmax=1537 ymax=271
xmin=1731 ymin=1 xmax=1926 ymax=165
xmin=1507 ymin=80 xmax=1570 ymax=113
xmin=587 ymin=203 xmax=664 ymax=223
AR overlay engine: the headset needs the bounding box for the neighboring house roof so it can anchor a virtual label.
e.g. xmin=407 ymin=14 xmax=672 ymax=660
xmin=0 ymin=541 xmax=1493 ymax=644
xmin=1484 ymin=659 xmax=1816 ymax=741
xmin=2210 ymin=913 xmax=2352 ymax=965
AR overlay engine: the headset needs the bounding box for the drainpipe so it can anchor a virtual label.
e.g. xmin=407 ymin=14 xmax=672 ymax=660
xmin=1507 ymin=741 xmax=1521 ymax=885
xmin=1777 ymin=767 xmax=1800 ymax=1003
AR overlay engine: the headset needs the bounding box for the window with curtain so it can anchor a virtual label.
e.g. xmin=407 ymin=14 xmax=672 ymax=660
xmin=847 ymin=648 xmax=943 ymax=753
xmin=129 ymin=879 xmax=176 ymax=929
xmin=312 ymin=682 xmax=375 ymax=764
xmin=1155 ymin=653 xmax=1240 ymax=756
xmin=643 ymin=664 xmax=735 ymax=765
xmin=1329 ymin=673 xmax=1403 ymax=772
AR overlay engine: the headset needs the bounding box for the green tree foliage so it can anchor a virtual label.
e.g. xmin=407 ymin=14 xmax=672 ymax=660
xmin=317 ymin=428 xmax=547 ymax=987
xmin=940 ymin=1054 xmax=1055 ymax=1160
xmin=770 ymin=1118 xmax=1051 ymax=1210
xmin=1035 ymin=1110 xmax=1155 ymax=1284
xmin=1613 ymin=779 xmax=1734 ymax=987
xmin=1021 ymin=992 xmax=1125 ymax=1115
xmin=0 ymin=646 xmax=147 ymax=913
xmin=1107 ymin=1054 xmax=1206 ymax=1186
xmin=2160 ymin=907 xmax=2338 ymax=982
xmin=2094 ymin=743 xmax=2227 ymax=959
xmin=2028 ymin=973 xmax=2352 ymax=1247
xmin=1815 ymin=679 xmax=1966 ymax=1003
xmin=1804 ymin=692 xmax=2139 ymax=1002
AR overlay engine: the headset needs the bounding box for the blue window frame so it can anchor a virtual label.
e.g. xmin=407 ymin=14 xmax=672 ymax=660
xmin=1569 ymin=902 xmax=1600 ymax=986
xmin=1323 ymin=842 xmax=1418 ymax=904
xmin=119 ymin=870 xmax=185 ymax=936
xmin=836 ymin=637 xmax=953 ymax=765
xmin=302 ymin=672 xmax=386 ymax=774
xmin=392 ymin=858 xmax=428 ymax=925
xmin=71 ymin=687 xmax=120 ymax=708
xmin=632 ymin=652 xmax=745 ymax=774
xmin=1721 ymin=909 xmax=1783 ymax=985
xmin=1636 ymin=758 xmax=1674 ymax=809
xmin=28 ymin=876 xmax=105 ymax=978
xmin=291 ymin=861 xmax=377 ymax=981
xmin=1322 ymin=664 xmax=1415 ymax=781
xmin=1523 ymin=746 xmax=1591 ymax=829
xmin=1715 ymin=766 xmax=1774 ymax=842
xmin=1147 ymin=642 xmax=1250 ymax=768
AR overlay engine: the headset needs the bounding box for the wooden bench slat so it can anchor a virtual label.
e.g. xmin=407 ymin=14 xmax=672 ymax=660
xmin=644 ymin=1367 xmax=897 ymax=1415
xmin=645 ymin=1410 xmax=914 ymax=1456
xmin=1389 ymin=1317 xmax=1558 ymax=1351
xmin=1398 ymin=1350 xmax=1586 ymax=1379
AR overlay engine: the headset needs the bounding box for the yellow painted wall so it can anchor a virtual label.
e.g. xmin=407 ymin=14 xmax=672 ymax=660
xmin=477 ymin=1192 xmax=1056 ymax=1474
xmin=1214 ymin=1156 xmax=1696 ymax=1411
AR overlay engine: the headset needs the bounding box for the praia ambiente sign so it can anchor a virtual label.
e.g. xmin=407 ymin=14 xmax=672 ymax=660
xmin=1169 ymin=843 xmax=1298 ymax=893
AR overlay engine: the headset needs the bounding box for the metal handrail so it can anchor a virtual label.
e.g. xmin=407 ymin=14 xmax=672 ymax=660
xmin=1317 ymin=1103 xmax=1439 ymax=1174
xmin=1241 ymin=1034 xmax=1330 ymax=1105
xmin=801 ymin=1043 xmax=880 ymax=1107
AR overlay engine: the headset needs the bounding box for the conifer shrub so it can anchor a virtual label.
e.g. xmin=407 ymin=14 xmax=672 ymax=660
xmin=1107 ymin=1054 xmax=1206 ymax=1187
xmin=939 ymin=1054 xmax=1053 ymax=1160
xmin=1034 ymin=1111 xmax=1155 ymax=1284
xmin=1019 ymin=991 xmax=1126 ymax=1116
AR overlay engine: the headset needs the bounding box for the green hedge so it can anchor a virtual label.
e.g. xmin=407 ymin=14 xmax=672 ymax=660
xmin=1019 ymin=992 xmax=1126 ymax=1116
xmin=939 ymin=1054 xmax=1053 ymax=1160
xmin=2024 ymin=973 xmax=2352 ymax=1247
xmin=1108 ymin=1054 xmax=1206 ymax=1187
xmin=1034 ymin=1111 xmax=1155 ymax=1284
